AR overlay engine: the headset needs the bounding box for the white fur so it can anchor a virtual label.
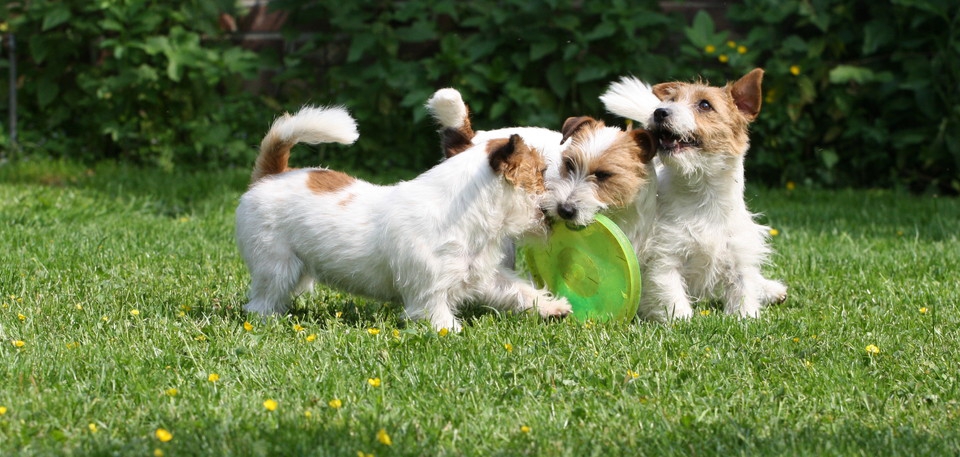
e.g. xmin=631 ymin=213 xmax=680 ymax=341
xmin=425 ymin=90 xmax=658 ymax=263
xmin=602 ymin=77 xmax=787 ymax=321
xmin=599 ymin=77 xmax=661 ymax=129
xmin=236 ymin=106 xmax=571 ymax=331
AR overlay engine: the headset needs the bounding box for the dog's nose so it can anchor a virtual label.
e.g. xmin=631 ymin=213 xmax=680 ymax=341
xmin=654 ymin=108 xmax=669 ymax=123
xmin=557 ymin=202 xmax=577 ymax=220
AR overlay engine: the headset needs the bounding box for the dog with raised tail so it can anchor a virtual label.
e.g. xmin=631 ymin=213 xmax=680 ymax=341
xmin=601 ymin=69 xmax=787 ymax=321
xmin=425 ymin=88 xmax=658 ymax=257
xmin=235 ymin=105 xmax=571 ymax=331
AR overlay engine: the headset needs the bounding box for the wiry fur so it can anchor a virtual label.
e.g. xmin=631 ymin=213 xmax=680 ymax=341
xmin=236 ymin=105 xmax=571 ymax=331
xmin=601 ymin=69 xmax=787 ymax=321
xmin=425 ymin=89 xmax=658 ymax=261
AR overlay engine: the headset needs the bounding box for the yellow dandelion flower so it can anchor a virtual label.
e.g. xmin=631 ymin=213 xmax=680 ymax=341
xmin=392 ymin=329 xmax=400 ymax=338
xmin=438 ymin=328 xmax=449 ymax=337
xmin=75 ymin=304 xmax=83 ymax=310
xmin=718 ymin=54 xmax=729 ymax=63
xmin=627 ymin=370 xmax=640 ymax=379
xmin=12 ymin=340 xmax=25 ymax=348
xmin=306 ymin=333 xmax=317 ymax=342
xmin=520 ymin=425 xmax=531 ymax=433
xmin=293 ymin=324 xmax=305 ymax=333
xmin=367 ymin=328 xmax=380 ymax=336
xmin=865 ymin=344 xmax=880 ymax=354
xmin=208 ymin=373 xmax=220 ymax=382
xmin=154 ymin=448 xmax=165 ymax=457
xmin=919 ymin=307 xmax=928 ymax=314
xmin=195 ymin=335 xmax=207 ymax=342
xmin=263 ymin=399 xmax=278 ymax=411
xmin=129 ymin=309 xmax=140 ymax=316
xmin=356 ymin=452 xmax=373 ymax=457
xmin=769 ymin=228 xmax=780 ymax=236
xmin=328 ymin=398 xmax=343 ymax=409
xmin=504 ymin=343 xmax=513 ymax=353
xmin=243 ymin=321 xmax=253 ymax=331
xmin=165 ymin=388 xmax=178 ymax=396
xmin=304 ymin=410 xmax=312 ymax=418
xmin=737 ymin=45 xmax=747 ymax=54
xmin=727 ymin=40 xmax=736 ymax=48
xmin=0 ymin=22 xmax=8 ymax=33
xmin=0 ymin=406 xmax=7 ymax=415
xmin=699 ymin=309 xmax=711 ymax=316
xmin=792 ymin=337 xmax=800 ymax=343
xmin=155 ymin=428 xmax=173 ymax=442
xmin=181 ymin=304 xmax=192 ymax=312
xmin=376 ymin=428 xmax=392 ymax=446
xmin=786 ymin=181 xmax=796 ymax=190
xmin=704 ymin=44 xmax=716 ymax=54
xmin=367 ymin=377 xmax=381 ymax=387
xmin=335 ymin=311 xmax=343 ymax=318
xmin=89 ymin=423 xmax=98 ymax=433
xmin=790 ymin=65 xmax=801 ymax=76
xmin=17 ymin=313 xmax=25 ymax=321
xmin=101 ymin=316 xmax=109 ymax=322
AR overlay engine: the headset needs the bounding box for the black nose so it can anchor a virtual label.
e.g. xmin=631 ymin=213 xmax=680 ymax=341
xmin=557 ymin=202 xmax=577 ymax=220
xmin=653 ymin=108 xmax=669 ymax=123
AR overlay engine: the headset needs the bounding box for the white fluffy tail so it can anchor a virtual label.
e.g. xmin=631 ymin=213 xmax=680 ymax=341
xmin=600 ymin=77 xmax=661 ymax=128
xmin=426 ymin=88 xmax=469 ymax=129
xmin=252 ymin=106 xmax=358 ymax=183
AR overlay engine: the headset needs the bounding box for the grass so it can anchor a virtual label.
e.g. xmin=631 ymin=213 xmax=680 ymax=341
xmin=1 ymin=158 xmax=959 ymax=456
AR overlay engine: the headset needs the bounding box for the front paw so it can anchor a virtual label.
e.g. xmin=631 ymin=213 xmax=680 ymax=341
xmin=762 ymin=280 xmax=788 ymax=305
xmin=536 ymin=296 xmax=572 ymax=319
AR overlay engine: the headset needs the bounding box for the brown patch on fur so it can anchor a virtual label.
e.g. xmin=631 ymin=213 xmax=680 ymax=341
xmin=588 ymin=134 xmax=648 ymax=209
xmin=338 ymin=193 xmax=356 ymax=207
xmin=306 ymin=169 xmax=356 ymax=194
xmin=488 ymin=135 xmax=546 ymax=194
xmin=440 ymin=104 xmax=476 ymax=158
xmin=251 ymin=114 xmax=294 ymax=184
xmin=560 ymin=116 xmax=599 ymax=144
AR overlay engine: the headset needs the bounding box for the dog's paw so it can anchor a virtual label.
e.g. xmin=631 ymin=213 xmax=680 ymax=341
xmin=761 ymin=279 xmax=788 ymax=305
xmin=536 ymin=296 xmax=573 ymax=320
xmin=430 ymin=316 xmax=463 ymax=333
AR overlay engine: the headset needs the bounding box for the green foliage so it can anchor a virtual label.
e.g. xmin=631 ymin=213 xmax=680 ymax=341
xmin=678 ymin=0 xmax=960 ymax=194
xmin=3 ymin=0 xmax=264 ymax=169
xmin=270 ymin=0 xmax=673 ymax=172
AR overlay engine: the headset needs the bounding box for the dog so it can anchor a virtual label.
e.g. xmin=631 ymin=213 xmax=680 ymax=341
xmin=235 ymin=105 xmax=572 ymax=331
xmin=425 ymin=88 xmax=658 ymax=259
xmin=601 ymin=68 xmax=788 ymax=321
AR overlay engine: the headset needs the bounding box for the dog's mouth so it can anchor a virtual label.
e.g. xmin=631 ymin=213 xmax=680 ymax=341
xmin=655 ymin=130 xmax=700 ymax=154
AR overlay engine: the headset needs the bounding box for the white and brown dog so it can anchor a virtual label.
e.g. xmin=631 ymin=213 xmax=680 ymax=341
xmin=425 ymin=88 xmax=658 ymax=259
xmin=235 ymin=105 xmax=571 ymax=331
xmin=601 ymin=69 xmax=788 ymax=321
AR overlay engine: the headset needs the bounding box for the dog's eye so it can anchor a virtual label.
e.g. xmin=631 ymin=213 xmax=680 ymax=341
xmin=697 ymin=100 xmax=713 ymax=111
xmin=563 ymin=157 xmax=576 ymax=174
xmin=593 ymin=170 xmax=612 ymax=182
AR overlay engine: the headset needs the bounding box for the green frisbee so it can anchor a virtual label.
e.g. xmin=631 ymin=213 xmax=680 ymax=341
xmin=520 ymin=214 xmax=641 ymax=322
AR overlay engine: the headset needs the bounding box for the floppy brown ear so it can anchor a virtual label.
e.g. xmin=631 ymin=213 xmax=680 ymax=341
xmin=631 ymin=129 xmax=657 ymax=164
xmin=560 ymin=116 xmax=598 ymax=144
xmin=730 ymin=68 xmax=764 ymax=121
xmin=652 ymin=82 xmax=680 ymax=101
xmin=487 ymin=134 xmax=521 ymax=174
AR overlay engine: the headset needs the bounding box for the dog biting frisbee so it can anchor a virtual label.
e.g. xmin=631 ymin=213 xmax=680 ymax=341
xmin=520 ymin=214 xmax=640 ymax=323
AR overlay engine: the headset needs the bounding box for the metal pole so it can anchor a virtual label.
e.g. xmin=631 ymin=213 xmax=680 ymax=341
xmin=7 ymin=32 xmax=16 ymax=152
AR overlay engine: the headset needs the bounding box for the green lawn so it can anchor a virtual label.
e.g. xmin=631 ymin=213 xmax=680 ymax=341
xmin=1 ymin=159 xmax=958 ymax=456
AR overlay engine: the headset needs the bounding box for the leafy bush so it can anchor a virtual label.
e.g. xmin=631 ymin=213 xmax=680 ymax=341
xmin=269 ymin=0 xmax=674 ymax=172
xmin=2 ymin=0 xmax=264 ymax=169
xmin=679 ymin=0 xmax=959 ymax=194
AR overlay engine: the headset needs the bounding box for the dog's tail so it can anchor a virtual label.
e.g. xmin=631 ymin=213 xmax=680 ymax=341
xmin=426 ymin=88 xmax=475 ymax=158
xmin=600 ymin=76 xmax=660 ymax=128
xmin=251 ymin=106 xmax=359 ymax=183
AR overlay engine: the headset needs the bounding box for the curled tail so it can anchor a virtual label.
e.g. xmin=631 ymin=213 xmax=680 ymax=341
xmin=252 ymin=106 xmax=359 ymax=183
xmin=426 ymin=88 xmax=475 ymax=158
xmin=600 ymin=76 xmax=661 ymax=128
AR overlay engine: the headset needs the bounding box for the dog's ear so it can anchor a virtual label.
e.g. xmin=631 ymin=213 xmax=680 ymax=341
xmin=631 ymin=129 xmax=657 ymax=164
xmin=488 ymin=134 xmax=543 ymax=191
xmin=560 ymin=116 xmax=598 ymax=144
xmin=487 ymin=134 xmax=521 ymax=174
xmin=730 ymin=68 xmax=764 ymax=121
xmin=651 ymin=82 xmax=680 ymax=101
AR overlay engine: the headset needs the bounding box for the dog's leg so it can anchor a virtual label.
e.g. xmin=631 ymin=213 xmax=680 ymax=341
xmin=640 ymin=265 xmax=693 ymax=322
xmin=481 ymin=267 xmax=572 ymax=319
xmin=243 ymin=255 xmax=303 ymax=317
xmin=401 ymin=293 xmax=462 ymax=332
xmin=721 ymin=269 xmax=764 ymax=318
